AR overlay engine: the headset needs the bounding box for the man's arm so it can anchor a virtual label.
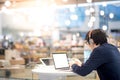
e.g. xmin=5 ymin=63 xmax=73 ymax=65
xmin=71 ymin=49 xmax=107 ymax=76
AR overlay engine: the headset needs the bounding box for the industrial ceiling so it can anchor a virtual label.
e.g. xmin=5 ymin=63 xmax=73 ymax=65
xmin=0 ymin=0 xmax=119 ymax=9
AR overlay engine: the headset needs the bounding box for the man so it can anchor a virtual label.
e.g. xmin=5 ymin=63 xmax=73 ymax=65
xmin=70 ymin=29 xmax=120 ymax=80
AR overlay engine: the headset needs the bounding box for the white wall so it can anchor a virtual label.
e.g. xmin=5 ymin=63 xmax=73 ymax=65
xmin=109 ymin=21 xmax=120 ymax=29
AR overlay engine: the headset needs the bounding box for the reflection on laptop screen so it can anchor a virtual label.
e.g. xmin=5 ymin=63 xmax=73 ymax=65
xmin=52 ymin=53 xmax=70 ymax=69
xmin=40 ymin=58 xmax=53 ymax=66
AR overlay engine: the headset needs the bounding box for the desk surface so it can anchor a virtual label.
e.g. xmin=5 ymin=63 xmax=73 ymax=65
xmin=32 ymin=65 xmax=78 ymax=80
xmin=32 ymin=65 xmax=77 ymax=75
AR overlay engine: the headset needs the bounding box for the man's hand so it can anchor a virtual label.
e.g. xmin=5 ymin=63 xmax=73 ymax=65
xmin=69 ymin=58 xmax=82 ymax=67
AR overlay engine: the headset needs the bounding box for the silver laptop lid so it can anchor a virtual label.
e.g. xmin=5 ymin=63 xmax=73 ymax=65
xmin=52 ymin=53 xmax=70 ymax=70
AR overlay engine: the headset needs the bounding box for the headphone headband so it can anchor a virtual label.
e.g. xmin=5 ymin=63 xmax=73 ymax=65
xmin=88 ymin=30 xmax=93 ymax=44
xmin=88 ymin=30 xmax=92 ymax=39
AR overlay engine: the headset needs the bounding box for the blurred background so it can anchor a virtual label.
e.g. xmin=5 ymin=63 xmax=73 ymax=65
xmin=0 ymin=0 xmax=120 ymax=43
xmin=0 ymin=0 xmax=120 ymax=80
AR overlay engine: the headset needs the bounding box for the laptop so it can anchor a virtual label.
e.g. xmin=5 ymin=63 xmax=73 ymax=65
xmin=40 ymin=58 xmax=54 ymax=66
xmin=52 ymin=53 xmax=72 ymax=71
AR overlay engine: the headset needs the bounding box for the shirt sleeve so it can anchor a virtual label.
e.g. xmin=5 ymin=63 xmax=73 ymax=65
xmin=71 ymin=48 xmax=107 ymax=76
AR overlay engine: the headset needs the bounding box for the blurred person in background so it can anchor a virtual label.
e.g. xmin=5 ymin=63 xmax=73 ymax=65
xmin=2 ymin=35 xmax=9 ymax=49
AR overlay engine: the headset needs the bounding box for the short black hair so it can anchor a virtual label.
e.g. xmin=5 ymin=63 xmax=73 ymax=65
xmin=85 ymin=29 xmax=108 ymax=45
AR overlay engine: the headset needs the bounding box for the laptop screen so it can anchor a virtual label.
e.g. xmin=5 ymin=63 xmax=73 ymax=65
xmin=40 ymin=58 xmax=53 ymax=66
xmin=52 ymin=53 xmax=70 ymax=69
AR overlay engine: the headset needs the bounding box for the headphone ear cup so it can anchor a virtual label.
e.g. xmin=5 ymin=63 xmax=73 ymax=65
xmin=89 ymin=39 xmax=94 ymax=45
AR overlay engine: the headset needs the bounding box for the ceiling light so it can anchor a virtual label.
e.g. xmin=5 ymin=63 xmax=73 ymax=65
xmin=90 ymin=7 xmax=95 ymax=13
xmin=90 ymin=16 xmax=96 ymax=22
xmin=62 ymin=0 xmax=68 ymax=2
xmin=4 ymin=0 xmax=11 ymax=7
xmin=102 ymin=25 xmax=107 ymax=31
xmin=100 ymin=10 xmax=105 ymax=16
xmin=86 ymin=0 xmax=92 ymax=3
xmin=109 ymin=13 xmax=114 ymax=19
xmin=88 ymin=22 xmax=93 ymax=28
xmin=102 ymin=2 xmax=107 ymax=7
xmin=85 ymin=9 xmax=90 ymax=16
xmin=70 ymin=14 xmax=78 ymax=20
xmin=65 ymin=20 xmax=70 ymax=26
xmin=69 ymin=7 xmax=75 ymax=12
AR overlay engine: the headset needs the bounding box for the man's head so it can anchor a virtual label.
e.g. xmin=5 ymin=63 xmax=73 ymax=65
xmin=85 ymin=29 xmax=108 ymax=46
